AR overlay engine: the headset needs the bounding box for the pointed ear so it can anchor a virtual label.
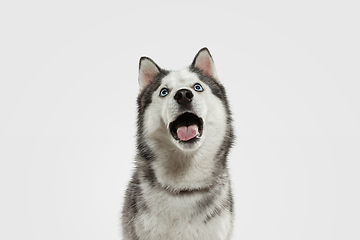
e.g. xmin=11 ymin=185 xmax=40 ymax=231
xmin=138 ymin=57 xmax=161 ymax=91
xmin=191 ymin=47 xmax=218 ymax=81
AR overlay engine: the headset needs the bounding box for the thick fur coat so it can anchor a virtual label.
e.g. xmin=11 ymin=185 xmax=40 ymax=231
xmin=121 ymin=48 xmax=234 ymax=240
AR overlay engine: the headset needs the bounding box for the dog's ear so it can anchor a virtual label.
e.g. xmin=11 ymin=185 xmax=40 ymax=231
xmin=191 ymin=47 xmax=219 ymax=81
xmin=138 ymin=57 xmax=161 ymax=91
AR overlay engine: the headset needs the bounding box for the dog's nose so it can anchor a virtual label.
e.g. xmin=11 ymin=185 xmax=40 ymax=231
xmin=174 ymin=89 xmax=193 ymax=106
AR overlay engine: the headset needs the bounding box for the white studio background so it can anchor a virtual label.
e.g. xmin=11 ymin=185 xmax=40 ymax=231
xmin=1 ymin=1 xmax=359 ymax=239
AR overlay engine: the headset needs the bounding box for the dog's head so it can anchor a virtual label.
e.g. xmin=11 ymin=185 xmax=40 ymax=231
xmin=137 ymin=48 xmax=231 ymax=154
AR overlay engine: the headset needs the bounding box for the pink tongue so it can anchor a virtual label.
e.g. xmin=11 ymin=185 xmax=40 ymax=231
xmin=177 ymin=124 xmax=198 ymax=141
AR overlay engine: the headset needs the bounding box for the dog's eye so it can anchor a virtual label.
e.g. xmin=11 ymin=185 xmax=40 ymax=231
xmin=194 ymin=83 xmax=203 ymax=92
xmin=160 ymin=88 xmax=169 ymax=97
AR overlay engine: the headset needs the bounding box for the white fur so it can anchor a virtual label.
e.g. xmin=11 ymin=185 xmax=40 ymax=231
xmin=134 ymin=173 xmax=232 ymax=240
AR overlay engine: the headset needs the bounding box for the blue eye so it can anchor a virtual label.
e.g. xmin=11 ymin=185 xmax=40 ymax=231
xmin=160 ymin=88 xmax=169 ymax=97
xmin=194 ymin=83 xmax=203 ymax=92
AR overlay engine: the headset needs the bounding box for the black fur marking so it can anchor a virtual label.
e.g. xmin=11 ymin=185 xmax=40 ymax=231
xmin=190 ymin=66 xmax=235 ymax=169
xmin=189 ymin=67 xmax=230 ymax=111
xmin=215 ymin=125 xmax=235 ymax=169
xmin=122 ymin=173 xmax=142 ymax=240
xmin=228 ymin=186 xmax=234 ymax=214
xmin=127 ymin=173 xmax=141 ymax=215
xmin=137 ymin=69 xmax=169 ymax=114
xmin=133 ymin=69 xmax=170 ymax=200
xmin=136 ymin=69 xmax=169 ymax=162
xmin=137 ymin=156 xmax=157 ymax=187
xmin=196 ymin=187 xmax=218 ymax=213
xmin=204 ymin=206 xmax=222 ymax=223
xmin=192 ymin=174 xmax=226 ymax=218
xmin=124 ymin=172 xmax=149 ymax=216
xmin=204 ymin=194 xmax=232 ymax=224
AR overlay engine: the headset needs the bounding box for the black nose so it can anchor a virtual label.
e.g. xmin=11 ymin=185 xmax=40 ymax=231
xmin=174 ymin=89 xmax=193 ymax=106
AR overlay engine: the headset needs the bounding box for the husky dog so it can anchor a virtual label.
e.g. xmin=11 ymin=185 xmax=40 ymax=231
xmin=121 ymin=48 xmax=234 ymax=240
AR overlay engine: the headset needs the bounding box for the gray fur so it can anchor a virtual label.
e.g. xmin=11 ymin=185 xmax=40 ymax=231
xmin=122 ymin=48 xmax=235 ymax=240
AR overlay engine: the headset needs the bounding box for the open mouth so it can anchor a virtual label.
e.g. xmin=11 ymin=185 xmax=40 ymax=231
xmin=169 ymin=112 xmax=203 ymax=143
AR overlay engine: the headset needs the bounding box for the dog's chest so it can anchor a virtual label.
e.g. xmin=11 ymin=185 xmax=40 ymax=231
xmin=134 ymin=190 xmax=231 ymax=240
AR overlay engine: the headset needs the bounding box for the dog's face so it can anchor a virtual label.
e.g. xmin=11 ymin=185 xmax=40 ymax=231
xmin=137 ymin=48 xmax=227 ymax=153
xmin=148 ymin=70 xmax=209 ymax=151
xmin=136 ymin=48 xmax=232 ymax=190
